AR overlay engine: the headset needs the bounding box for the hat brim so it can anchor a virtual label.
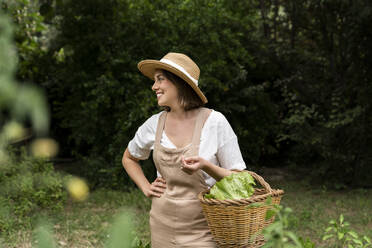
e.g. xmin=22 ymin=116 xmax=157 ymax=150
xmin=138 ymin=60 xmax=208 ymax=104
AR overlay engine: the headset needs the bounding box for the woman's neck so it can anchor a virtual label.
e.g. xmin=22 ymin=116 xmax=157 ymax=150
xmin=168 ymin=106 xmax=198 ymax=120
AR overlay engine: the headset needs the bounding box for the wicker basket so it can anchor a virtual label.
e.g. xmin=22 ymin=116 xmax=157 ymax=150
xmin=198 ymin=171 xmax=284 ymax=248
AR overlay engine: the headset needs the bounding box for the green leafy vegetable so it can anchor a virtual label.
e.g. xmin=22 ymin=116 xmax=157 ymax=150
xmin=204 ymin=171 xmax=256 ymax=200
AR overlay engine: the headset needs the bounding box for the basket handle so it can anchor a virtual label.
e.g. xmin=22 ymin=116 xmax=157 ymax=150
xmin=246 ymin=170 xmax=273 ymax=193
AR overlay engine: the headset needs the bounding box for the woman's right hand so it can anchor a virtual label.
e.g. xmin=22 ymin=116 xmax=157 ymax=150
xmin=144 ymin=177 xmax=166 ymax=198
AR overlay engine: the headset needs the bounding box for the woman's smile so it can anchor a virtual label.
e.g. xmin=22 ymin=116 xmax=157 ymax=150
xmin=156 ymin=92 xmax=163 ymax=98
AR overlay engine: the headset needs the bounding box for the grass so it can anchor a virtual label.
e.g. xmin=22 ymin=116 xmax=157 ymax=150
xmin=2 ymin=189 xmax=151 ymax=248
xmin=273 ymin=178 xmax=372 ymax=246
xmin=1 ymin=174 xmax=372 ymax=247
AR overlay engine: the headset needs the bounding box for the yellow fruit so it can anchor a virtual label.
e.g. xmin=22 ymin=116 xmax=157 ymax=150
xmin=31 ymin=138 xmax=59 ymax=158
xmin=67 ymin=177 xmax=89 ymax=201
xmin=3 ymin=121 xmax=26 ymax=141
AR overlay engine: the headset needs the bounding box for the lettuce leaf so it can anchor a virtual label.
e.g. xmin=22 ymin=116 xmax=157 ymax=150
xmin=204 ymin=171 xmax=256 ymax=200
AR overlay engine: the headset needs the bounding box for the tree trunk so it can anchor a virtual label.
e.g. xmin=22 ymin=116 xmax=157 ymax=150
xmin=259 ymin=0 xmax=269 ymax=38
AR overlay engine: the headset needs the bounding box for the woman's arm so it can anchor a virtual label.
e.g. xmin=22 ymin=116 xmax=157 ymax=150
xmin=181 ymin=156 xmax=238 ymax=181
xmin=122 ymin=148 xmax=166 ymax=197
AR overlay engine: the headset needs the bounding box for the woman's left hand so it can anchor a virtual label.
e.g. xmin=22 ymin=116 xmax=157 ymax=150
xmin=181 ymin=156 xmax=208 ymax=175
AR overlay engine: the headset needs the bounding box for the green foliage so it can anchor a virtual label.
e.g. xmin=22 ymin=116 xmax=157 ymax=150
xmin=272 ymin=0 xmax=372 ymax=187
xmin=0 ymin=5 xmax=49 ymax=136
xmin=0 ymin=149 xmax=67 ymax=233
xmin=323 ymin=214 xmax=372 ymax=248
xmin=205 ymin=171 xmax=255 ymax=200
xmin=261 ymin=203 xmax=371 ymax=248
xmin=298 ymin=237 xmax=315 ymax=248
xmin=0 ymin=8 xmax=64 ymax=235
xmin=132 ymin=237 xmax=151 ymax=248
xmin=33 ymin=211 xmax=151 ymax=248
xmin=2 ymin=0 xmax=50 ymax=81
xmin=247 ymin=196 xmax=316 ymax=247
xmin=105 ymin=213 xmax=134 ymax=248
xmin=33 ymin=220 xmax=57 ymax=248
xmin=261 ymin=205 xmax=305 ymax=248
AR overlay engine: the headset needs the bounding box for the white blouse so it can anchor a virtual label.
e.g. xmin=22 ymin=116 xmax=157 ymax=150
xmin=127 ymin=109 xmax=247 ymax=187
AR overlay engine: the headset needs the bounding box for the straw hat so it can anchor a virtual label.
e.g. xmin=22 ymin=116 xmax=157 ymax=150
xmin=137 ymin=52 xmax=208 ymax=104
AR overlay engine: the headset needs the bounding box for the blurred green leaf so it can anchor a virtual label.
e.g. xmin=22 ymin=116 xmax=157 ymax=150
xmin=105 ymin=212 xmax=134 ymax=248
xmin=33 ymin=221 xmax=56 ymax=248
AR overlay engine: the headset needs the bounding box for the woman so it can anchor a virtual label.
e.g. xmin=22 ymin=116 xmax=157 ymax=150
xmin=122 ymin=52 xmax=246 ymax=247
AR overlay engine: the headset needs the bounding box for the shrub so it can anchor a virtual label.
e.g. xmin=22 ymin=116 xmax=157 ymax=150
xmin=323 ymin=214 xmax=372 ymax=248
xmin=0 ymin=148 xmax=67 ymax=233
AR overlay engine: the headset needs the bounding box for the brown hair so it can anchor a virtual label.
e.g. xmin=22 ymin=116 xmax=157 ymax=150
xmin=161 ymin=69 xmax=204 ymax=111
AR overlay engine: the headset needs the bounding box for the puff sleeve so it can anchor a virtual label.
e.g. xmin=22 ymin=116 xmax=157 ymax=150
xmin=214 ymin=112 xmax=246 ymax=171
xmin=127 ymin=113 xmax=160 ymax=160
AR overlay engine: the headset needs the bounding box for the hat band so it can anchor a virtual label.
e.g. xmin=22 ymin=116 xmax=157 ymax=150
xmin=160 ymin=58 xmax=199 ymax=86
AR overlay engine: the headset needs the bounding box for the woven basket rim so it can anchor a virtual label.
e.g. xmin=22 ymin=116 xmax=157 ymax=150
xmin=198 ymin=170 xmax=284 ymax=206
xmin=198 ymin=188 xmax=284 ymax=206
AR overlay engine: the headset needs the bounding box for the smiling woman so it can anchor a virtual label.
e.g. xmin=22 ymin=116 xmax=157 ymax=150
xmin=122 ymin=52 xmax=247 ymax=247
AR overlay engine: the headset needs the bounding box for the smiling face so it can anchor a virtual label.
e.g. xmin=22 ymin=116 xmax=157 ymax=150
xmin=152 ymin=69 xmax=179 ymax=108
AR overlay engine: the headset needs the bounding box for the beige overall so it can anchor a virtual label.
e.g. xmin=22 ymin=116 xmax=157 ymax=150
xmin=150 ymin=107 xmax=217 ymax=248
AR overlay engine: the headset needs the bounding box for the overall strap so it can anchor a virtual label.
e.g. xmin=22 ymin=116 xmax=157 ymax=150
xmin=155 ymin=111 xmax=167 ymax=145
xmin=191 ymin=107 xmax=211 ymax=147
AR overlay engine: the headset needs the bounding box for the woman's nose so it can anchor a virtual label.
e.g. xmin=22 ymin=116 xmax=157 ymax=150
xmin=152 ymin=81 xmax=159 ymax=91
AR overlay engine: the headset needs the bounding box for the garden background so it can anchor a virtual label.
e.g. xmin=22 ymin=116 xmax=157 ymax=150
xmin=1 ymin=0 xmax=372 ymax=247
